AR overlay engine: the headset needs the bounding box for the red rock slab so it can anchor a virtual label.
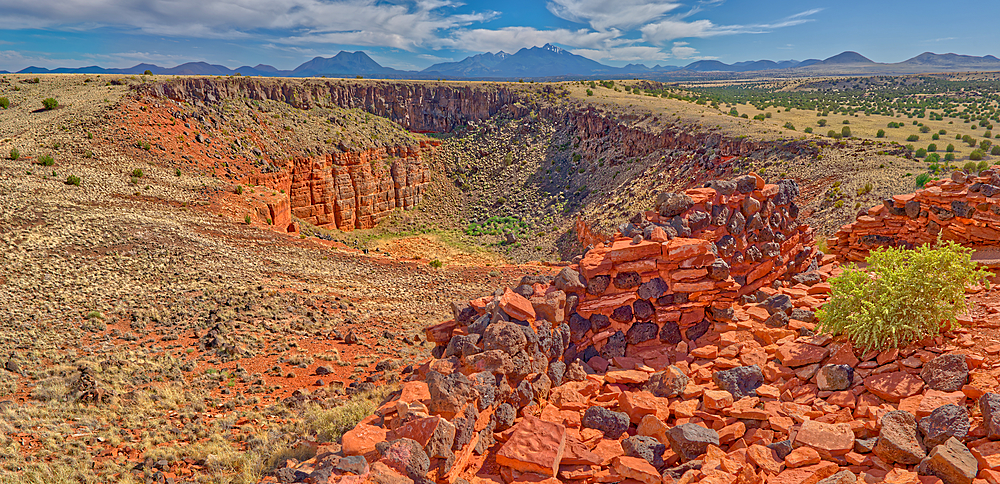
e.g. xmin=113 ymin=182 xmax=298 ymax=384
xmin=390 ymin=416 xmax=443 ymax=446
xmin=663 ymin=237 xmax=714 ymax=259
xmin=637 ymin=414 xmax=669 ymax=445
xmin=775 ymin=342 xmax=829 ymax=368
xmin=784 ymin=446 xmax=821 ymax=468
xmin=770 ymin=461 xmax=839 ymax=484
xmin=576 ymin=292 xmax=638 ymax=318
xmin=703 ymin=390 xmax=735 ymax=411
xmin=496 ymin=416 xmax=567 ymax=477
xmin=618 ymin=390 xmax=663 ymax=424
xmin=606 ymin=239 xmax=663 ymax=263
xmin=793 ymin=419 xmax=854 ymax=457
xmin=611 ymin=456 xmax=660 ymax=484
xmin=399 ymin=380 xmax=430 ymax=403
xmin=964 ymin=372 xmax=1000 ymax=400
xmin=971 ymin=440 xmax=1000 ymax=471
xmin=549 ymin=385 xmax=590 ymax=411
xmin=591 ymin=439 xmax=624 ymax=466
xmin=746 ymin=444 xmax=784 ymax=475
xmin=560 ymin=434 xmax=602 ymax=466
xmin=916 ymin=390 xmax=966 ymax=417
xmin=864 ymin=372 xmax=925 ymax=403
xmin=501 ymin=288 xmax=536 ymax=322
xmin=605 ymin=369 xmax=650 ymax=385
xmin=342 ymin=423 xmax=388 ymax=456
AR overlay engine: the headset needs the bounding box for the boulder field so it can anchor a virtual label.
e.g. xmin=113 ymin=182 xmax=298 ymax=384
xmin=261 ymin=173 xmax=1000 ymax=484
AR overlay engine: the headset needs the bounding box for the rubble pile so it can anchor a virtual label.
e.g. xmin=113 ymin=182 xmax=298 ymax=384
xmin=262 ymin=174 xmax=1000 ymax=484
xmin=831 ymin=169 xmax=1000 ymax=262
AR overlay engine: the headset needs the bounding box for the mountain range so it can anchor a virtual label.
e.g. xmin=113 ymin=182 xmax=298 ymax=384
xmin=7 ymin=46 xmax=1000 ymax=80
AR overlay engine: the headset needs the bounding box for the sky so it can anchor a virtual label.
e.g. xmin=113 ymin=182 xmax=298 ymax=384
xmin=1 ymin=0 xmax=998 ymax=72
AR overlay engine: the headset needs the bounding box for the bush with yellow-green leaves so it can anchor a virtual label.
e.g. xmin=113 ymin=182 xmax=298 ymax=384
xmin=817 ymin=240 xmax=990 ymax=351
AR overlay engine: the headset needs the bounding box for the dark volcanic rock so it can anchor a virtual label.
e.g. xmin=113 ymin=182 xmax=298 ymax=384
xmin=667 ymin=423 xmax=719 ymax=461
xmin=712 ymin=365 xmax=763 ymax=399
xmin=920 ymin=354 xmax=968 ymax=392
xmin=582 ymin=406 xmax=630 ymax=439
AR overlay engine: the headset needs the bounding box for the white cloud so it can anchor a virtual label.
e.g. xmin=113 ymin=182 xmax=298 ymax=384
xmin=572 ymin=45 xmax=669 ymax=63
xmin=546 ymin=0 xmax=681 ymax=31
xmin=671 ymin=42 xmax=697 ymax=59
xmin=0 ymin=0 xmax=495 ymax=50
xmin=439 ymin=26 xmax=620 ymax=54
xmin=640 ymin=8 xmax=821 ymax=45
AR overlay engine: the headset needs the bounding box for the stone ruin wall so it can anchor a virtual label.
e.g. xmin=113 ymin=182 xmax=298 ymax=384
xmin=831 ymin=168 xmax=1000 ymax=263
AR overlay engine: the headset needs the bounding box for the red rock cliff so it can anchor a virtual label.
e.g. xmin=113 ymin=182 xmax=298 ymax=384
xmin=252 ymin=141 xmax=436 ymax=231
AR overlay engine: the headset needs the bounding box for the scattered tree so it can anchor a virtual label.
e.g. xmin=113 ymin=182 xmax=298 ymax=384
xmin=876 ymin=129 xmax=885 ymax=138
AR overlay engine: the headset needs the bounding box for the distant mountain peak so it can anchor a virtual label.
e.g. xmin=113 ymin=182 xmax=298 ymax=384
xmin=542 ymin=43 xmax=566 ymax=54
xmin=821 ymin=51 xmax=875 ymax=64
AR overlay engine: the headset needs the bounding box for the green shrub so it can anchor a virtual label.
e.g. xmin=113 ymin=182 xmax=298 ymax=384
xmin=245 ymin=214 xmax=252 ymax=225
xmin=978 ymin=160 xmax=990 ymax=173
xmin=876 ymin=129 xmax=885 ymax=138
xmin=928 ymin=144 xmax=937 ymax=152
xmin=906 ymin=134 xmax=919 ymax=142
xmin=945 ymin=153 xmax=956 ymax=162
xmin=915 ymin=172 xmax=931 ymax=188
xmin=971 ymin=149 xmax=985 ymax=161
xmin=37 ymin=155 xmax=54 ymax=166
xmin=0 ymin=97 xmax=8 ymax=109
xmin=585 ymin=89 xmax=593 ymax=96
xmin=235 ymin=185 xmax=243 ymax=195
xmin=992 ymin=146 xmax=1000 ymax=156
xmin=784 ymin=122 xmax=796 ymax=130
xmin=131 ymin=168 xmax=144 ymax=178
xmin=816 ymin=241 xmax=990 ymax=352
xmin=804 ymin=127 xmax=813 ymax=133
xmin=429 ymin=259 xmax=443 ymax=269
xmin=175 ymin=168 xmax=182 ymax=176
xmin=915 ymin=148 xmax=927 ymax=158
xmin=9 ymin=148 xmax=18 ymax=160
xmin=964 ymin=161 xmax=979 ymax=173
xmin=65 ymin=174 xmax=80 ymax=186
xmin=841 ymin=126 xmax=851 ymax=137
xmin=41 ymin=98 xmax=58 ymax=110
xmin=947 ymin=144 xmax=955 ymax=152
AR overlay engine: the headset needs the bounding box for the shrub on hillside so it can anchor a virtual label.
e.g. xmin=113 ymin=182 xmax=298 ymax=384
xmin=9 ymin=148 xmax=18 ymax=160
xmin=0 ymin=97 xmax=9 ymax=109
xmin=41 ymin=98 xmax=58 ymax=110
xmin=816 ymin=241 xmax=990 ymax=352
xmin=915 ymin=172 xmax=931 ymax=188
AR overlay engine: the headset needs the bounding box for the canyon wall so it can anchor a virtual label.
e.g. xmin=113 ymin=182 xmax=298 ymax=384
xmin=251 ymin=141 xmax=436 ymax=231
xmin=560 ymin=107 xmax=821 ymax=181
xmin=138 ymin=78 xmax=520 ymax=132
xmin=830 ymin=168 xmax=1000 ymax=262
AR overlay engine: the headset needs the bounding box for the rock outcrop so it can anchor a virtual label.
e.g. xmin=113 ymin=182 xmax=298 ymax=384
xmin=251 ymin=142 xmax=435 ymax=230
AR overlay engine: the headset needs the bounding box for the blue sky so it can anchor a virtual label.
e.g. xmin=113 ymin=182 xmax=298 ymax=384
xmin=1 ymin=0 xmax=997 ymax=72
